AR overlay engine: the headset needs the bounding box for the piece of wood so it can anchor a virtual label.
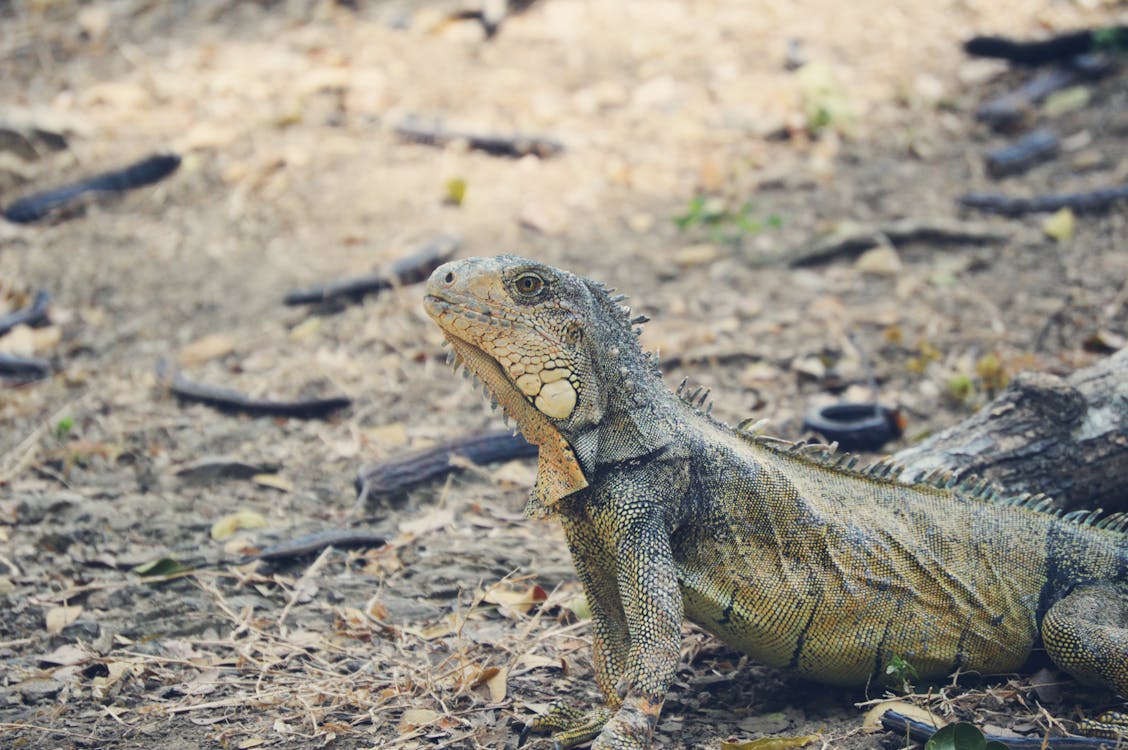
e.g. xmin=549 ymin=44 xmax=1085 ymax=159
xmin=893 ymin=347 xmax=1128 ymax=514
xmin=283 ymin=235 xmax=460 ymax=306
xmin=789 ymin=218 xmax=1009 ymax=267
xmin=959 ymin=183 xmax=1128 ymax=216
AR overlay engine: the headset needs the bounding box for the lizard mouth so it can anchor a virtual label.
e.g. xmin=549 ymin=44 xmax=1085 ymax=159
xmin=424 ymin=294 xmax=545 ymax=430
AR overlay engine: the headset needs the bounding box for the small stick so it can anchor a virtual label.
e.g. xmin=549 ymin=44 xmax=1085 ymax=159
xmin=964 ymin=27 xmax=1127 ymax=66
xmin=283 ymin=235 xmax=460 ymax=306
xmin=0 ymin=352 xmax=51 ymax=380
xmin=276 ymin=545 xmax=334 ymax=629
xmin=789 ymin=218 xmax=1009 ymax=267
xmin=0 ymin=290 xmax=51 ymax=337
xmin=879 ymin=709 xmax=1110 ymax=749
xmin=985 ymin=129 xmax=1060 ymax=178
xmin=156 ymin=359 xmax=351 ymax=419
xmin=243 ymin=529 xmax=387 ymax=564
xmin=3 ymin=153 xmax=180 ymax=223
xmin=355 ymin=429 xmax=537 ymax=502
xmin=975 ymin=56 xmax=1112 ymax=130
xmin=959 ymin=183 xmax=1128 ymax=216
xmin=394 ymin=119 xmax=563 ymax=158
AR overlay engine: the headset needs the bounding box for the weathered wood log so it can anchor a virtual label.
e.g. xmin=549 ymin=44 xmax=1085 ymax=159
xmin=893 ymin=347 xmax=1128 ymax=513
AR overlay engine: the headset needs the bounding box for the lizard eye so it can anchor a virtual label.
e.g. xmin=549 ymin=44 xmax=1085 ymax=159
xmin=513 ymin=273 xmax=545 ymax=297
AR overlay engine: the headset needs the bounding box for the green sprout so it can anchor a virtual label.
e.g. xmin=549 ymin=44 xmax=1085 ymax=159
xmin=673 ymin=195 xmax=781 ymax=245
xmin=55 ymin=417 xmax=74 ymax=440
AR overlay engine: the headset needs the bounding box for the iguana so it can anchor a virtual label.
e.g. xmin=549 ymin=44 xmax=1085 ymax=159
xmin=423 ymin=255 xmax=1128 ymax=749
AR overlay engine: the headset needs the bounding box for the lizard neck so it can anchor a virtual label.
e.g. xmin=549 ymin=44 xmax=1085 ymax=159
xmin=565 ymin=351 xmax=679 ymax=477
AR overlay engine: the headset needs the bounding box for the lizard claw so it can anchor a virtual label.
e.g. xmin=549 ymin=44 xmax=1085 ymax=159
xmin=519 ymin=701 xmax=614 ymax=749
xmin=1079 ymin=710 xmax=1128 ymax=740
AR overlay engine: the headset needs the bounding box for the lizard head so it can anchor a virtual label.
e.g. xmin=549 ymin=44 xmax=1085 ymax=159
xmin=425 ymin=255 xmax=666 ymax=514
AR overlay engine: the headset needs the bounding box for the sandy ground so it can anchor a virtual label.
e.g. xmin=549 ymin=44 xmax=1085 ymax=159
xmin=2 ymin=1 xmax=1127 ymax=748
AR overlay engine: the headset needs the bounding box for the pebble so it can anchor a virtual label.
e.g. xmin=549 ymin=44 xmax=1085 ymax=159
xmin=18 ymin=678 xmax=63 ymax=703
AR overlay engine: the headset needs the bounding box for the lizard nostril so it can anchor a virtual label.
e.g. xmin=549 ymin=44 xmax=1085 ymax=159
xmin=444 ymin=271 xmax=455 ymax=285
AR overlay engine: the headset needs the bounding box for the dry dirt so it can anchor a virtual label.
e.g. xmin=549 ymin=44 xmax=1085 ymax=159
xmin=2 ymin=1 xmax=1127 ymax=748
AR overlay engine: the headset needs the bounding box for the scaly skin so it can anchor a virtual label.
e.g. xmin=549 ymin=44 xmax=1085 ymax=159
xmin=423 ymin=255 xmax=1128 ymax=749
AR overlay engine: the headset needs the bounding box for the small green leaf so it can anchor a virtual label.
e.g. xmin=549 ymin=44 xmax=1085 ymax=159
xmin=132 ymin=557 xmax=193 ymax=578
xmin=55 ymin=417 xmax=74 ymax=440
xmin=444 ymin=177 xmax=467 ymax=206
xmin=1093 ymin=27 xmax=1126 ymax=55
xmin=925 ymin=722 xmax=1009 ymax=750
xmin=566 ymin=594 xmax=591 ymax=621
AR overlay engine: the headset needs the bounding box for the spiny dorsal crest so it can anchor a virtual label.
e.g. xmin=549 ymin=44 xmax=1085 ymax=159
xmin=742 ymin=434 xmax=1128 ymax=536
xmin=675 ymin=377 xmax=716 ymax=417
xmin=583 ymin=279 xmax=662 ymax=378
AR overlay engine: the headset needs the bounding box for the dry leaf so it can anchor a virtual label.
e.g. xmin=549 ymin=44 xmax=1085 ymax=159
xmin=45 ymin=605 xmax=83 ymax=635
xmin=177 ymin=333 xmax=236 ymax=366
xmin=28 ymin=325 xmax=62 ymax=354
xmin=91 ymin=660 xmax=133 ymax=700
xmin=490 ymin=459 xmax=536 ymax=488
xmin=252 ymin=473 xmax=293 ymax=492
xmin=39 ymin=642 xmax=88 ymax=665
xmin=484 ymin=666 xmax=508 ymax=703
xmin=365 ymin=597 xmax=389 ymax=621
xmin=515 ymin=653 xmax=560 ymax=672
xmin=398 ymin=708 xmax=440 ymax=731
xmin=367 ymin=422 xmax=409 ymax=448
xmin=0 ymin=324 xmax=35 ymax=355
xmin=860 ymin=699 xmax=944 ymax=732
xmin=416 ymin=614 xmax=459 ymax=641
xmin=855 ymin=245 xmax=903 ymax=276
xmin=673 ymin=243 xmax=718 ymax=268
xmin=466 ymin=665 xmax=499 ymax=690
xmin=1042 ymin=207 xmax=1075 ymax=242
xmin=483 ymin=583 xmax=548 ymax=618
xmin=210 ymin=510 xmax=268 ymax=540
xmin=398 ymin=507 xmax=454 ymax=537
xmin=288 ymin=317 xmax=321 ymax=342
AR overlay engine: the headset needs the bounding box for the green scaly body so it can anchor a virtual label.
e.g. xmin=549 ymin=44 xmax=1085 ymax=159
xmin=424 ymin=255 xmax=1128 ymax=749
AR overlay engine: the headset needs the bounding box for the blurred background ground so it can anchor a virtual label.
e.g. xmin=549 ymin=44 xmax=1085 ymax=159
xmin=1 ymin=1 xmax=1126 ymax=748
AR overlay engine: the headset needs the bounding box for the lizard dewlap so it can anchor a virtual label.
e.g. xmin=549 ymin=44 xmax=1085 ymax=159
xmin=424 ymin=255 xmax=1128 ymax=750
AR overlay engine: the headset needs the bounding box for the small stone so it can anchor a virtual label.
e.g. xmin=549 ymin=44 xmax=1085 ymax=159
xmin=61 ymin=619 xmax=101 ymax=641
xmin=792 ymin=356 xmax=826 ymax=380
xmin=18 ymin=678 xmax=63 ymax=703
xmin=673 ymin=244 xmax=718 ymax=268
xmin=1070 ymin=149 xmax=1106 ymax=172
xmin=855 ymin=245 xmax=902 ymax=276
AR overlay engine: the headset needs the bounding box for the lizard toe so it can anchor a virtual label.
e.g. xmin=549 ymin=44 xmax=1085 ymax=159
xmin=522 ymin=701 xmax=614 ymax=749
xmin=1078 ymin=710 xmax=1128 ymax=740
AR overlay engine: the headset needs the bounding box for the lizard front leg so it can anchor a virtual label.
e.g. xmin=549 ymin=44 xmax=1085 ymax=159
xmin=588 ymin=470 xmax=684 ymax=750
xmin=526 ymin=473 xmax=684 ymax=750
xmin=523 ymin=512 xmax=630 ymax=747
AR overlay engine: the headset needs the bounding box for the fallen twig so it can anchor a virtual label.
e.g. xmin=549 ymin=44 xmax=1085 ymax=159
xmin=959 ymin=184 xmax=1128 ymax=216
xmin=974 ymin=56 xmax=1113 ymax=130
xmin=156 ymin=359 xmax=351 ymax=419
xmin=355 ymin=429 xmax=537 ymax=502
xmin=879 ymin=709 xmax=1113 ymax=749
xmin=964 ymin=27 xmax=1127 ymax=66
xmin=3 ymin=153 xmax=180 ymax=223
xmin=985 ymin=129 xmax=1060 ymax=178
xmin=0 ymin=352 xmax=51 ymax=380
xmin=394 ymin=119 xmax=563 ymax=158
xmin=244 ymin=528 xmax=387 ymax=564
xmin=283 ymin=235 xmax=460 ymax=306
xmin=0 ymin=290 xmax=51 ymax=337
xmin=789 ymin=218 xmax=1010 ymax=267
